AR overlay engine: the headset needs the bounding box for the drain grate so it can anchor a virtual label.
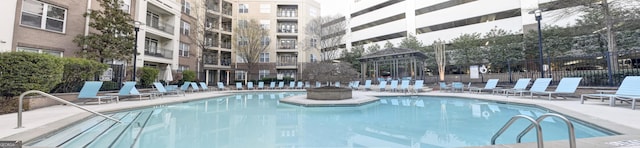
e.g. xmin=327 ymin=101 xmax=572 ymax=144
xmin=606 ymin=139 xmax=640 ymax=147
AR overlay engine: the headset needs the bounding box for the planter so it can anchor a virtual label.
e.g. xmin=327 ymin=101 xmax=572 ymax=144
xmin=306 ymin=87 xmax=352 ymax=100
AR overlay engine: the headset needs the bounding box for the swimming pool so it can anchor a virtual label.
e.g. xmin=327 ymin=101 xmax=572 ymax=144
xmin=26 ymin=92 xmax=615 ymax=147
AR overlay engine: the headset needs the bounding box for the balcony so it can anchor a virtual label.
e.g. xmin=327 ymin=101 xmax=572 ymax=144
xmin=221 ymin=42 xmax=231 ymax=49
xmin=277 ymin=9 xmax=298 ymax=18
xmin=276 ymin=62 xmax=297 ymax=69
xmin=147 ymin=22 xmax=174 ymax=35
xmin=222 ymin=9 xmax=232 ymax=16
xmin=145 ymin=48 xmax=173 ymax=59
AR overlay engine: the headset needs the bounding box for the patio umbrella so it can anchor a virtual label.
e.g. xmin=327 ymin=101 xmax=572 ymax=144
xmin=163 ymin=65 xmax=173 ymax=81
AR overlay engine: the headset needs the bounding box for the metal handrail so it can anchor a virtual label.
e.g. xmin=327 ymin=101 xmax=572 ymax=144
xmin=17 ymin=90 xmax=121 ymax=128
xmin=517 ymin=113 xmax=576 ymax=148
xmin=491 ymin=115 xmax=544 ymax=148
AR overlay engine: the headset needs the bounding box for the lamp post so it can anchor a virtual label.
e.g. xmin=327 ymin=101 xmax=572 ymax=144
xmin=132 ymin=22 xmax=141 ymax=81
xmin=533 ymin=9 xmax=544 ymax=78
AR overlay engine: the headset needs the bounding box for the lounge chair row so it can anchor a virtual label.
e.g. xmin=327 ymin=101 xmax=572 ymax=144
xmin=348 ymin=79 xmax=425 ymax=93
xmin=440 ymin=76 xmax=640 ymax=110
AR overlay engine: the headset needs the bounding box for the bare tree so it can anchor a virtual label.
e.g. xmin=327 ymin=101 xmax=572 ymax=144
xmin=233 ymin=19 xmax=270 ymax=80
xmin=548 ymin=0 xmax=640 ymax=70
xmin=301 ymin=62 xmax=359 ymax=86
xmin=306 ymin=15 xmax=348 ymax=62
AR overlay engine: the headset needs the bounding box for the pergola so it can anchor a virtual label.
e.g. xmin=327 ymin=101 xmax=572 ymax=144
xmin=358 ymin=48 xmax=428 ymax=82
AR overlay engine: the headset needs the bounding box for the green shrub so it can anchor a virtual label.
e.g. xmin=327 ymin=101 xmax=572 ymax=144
xmin=182 ymin=70 xmax=196 ymax=82
xmin=51 ymin=58 xmax=108 ymax=93
xmin=140 ymin=67 xmax=159 ymax=87
xmin=0 ymin=52 xmax=63 ymax=114
xmin=0 ymin=52 xmax=64 ymax=97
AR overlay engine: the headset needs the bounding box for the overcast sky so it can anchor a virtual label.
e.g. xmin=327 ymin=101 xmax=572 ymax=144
xmin=318 ymin=0 xmax=349 ymax=16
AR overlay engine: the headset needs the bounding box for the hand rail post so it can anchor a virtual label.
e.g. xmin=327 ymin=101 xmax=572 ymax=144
xmin=491 ymin=115 xmax=543 ymax=148
xmin=17 ymin=90 xmax=121 ymax=128
xmin=517 ymin=113 xmax=576 ymax=148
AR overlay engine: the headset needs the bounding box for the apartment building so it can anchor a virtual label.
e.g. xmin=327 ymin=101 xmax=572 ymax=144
xmin=7 ymin=0 xmax=185 ymax=81
xmin=232 ymin=0 xmax=321 ymax=82
xmin=135 ymin=0 xmax=182 ymax=79
xmin=178 ymin=0 xmax=201 ymax=79
xmin=198 ymin=0 xmax=235 ymax=84
xmin=339 ymin=0 xmax=579 ymax=50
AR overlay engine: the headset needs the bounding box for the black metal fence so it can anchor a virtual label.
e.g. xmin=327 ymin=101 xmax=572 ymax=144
xmin=424 ymin=50 xmax=640 ymax=87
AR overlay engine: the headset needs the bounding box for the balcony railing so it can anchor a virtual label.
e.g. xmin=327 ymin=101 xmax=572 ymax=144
xmin=203 ymin=58 xmax=231 ymax=66
xmin=277 ymin=27 xmax=298 ymax=33
xmin=221 ymin=25 xmax=232 ymax=32
xmin=221 ymin=42 xmax=231 ymax=49
xmin=221 ymin=59 xmax=231 ymax=66
xmin=222 ymin=9 xmax=232 ymax=16
xmin=277 ymin=62 xmax=297 ymax=66
xmin=206 ymin=5 xmax=220 ymax=12
xmin=145 ymin=48 xmax=173 ymax=59
xmin=205 ymin=40 xmax=219 ymax=47
xmin=277 ymin=10 xmax=298 ymax=18
xmin=278 ymin=44 xmax=297 ymax=50
xmin=147 ymin=22 xmax=174 ymax=35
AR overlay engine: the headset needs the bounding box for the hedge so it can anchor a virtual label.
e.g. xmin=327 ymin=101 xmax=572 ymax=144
xmin=182 ymin=70 xmax=196 ymax=82
xmin=51 ymin=58 xmax=108 ymax=93
xmin=0 ymin=52 xmax=64 ymax=97
xmin=0 ymin=52 xmax=64 ymax=114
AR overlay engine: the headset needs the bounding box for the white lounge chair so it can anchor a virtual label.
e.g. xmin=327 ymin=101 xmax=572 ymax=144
xmin=531 ymin=77 xmax=582 ymax=100
xmin=581 ymin=76 xmax=640 ymax=108
xmin=469 ymin=79 xmax=499 ymax=93
xmin=493 ymin=78 xmax=531 ymax=95
xmin=506 ymin=78 xmax=551 ymax=96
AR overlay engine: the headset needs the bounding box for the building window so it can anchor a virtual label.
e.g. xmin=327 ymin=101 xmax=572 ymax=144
xmin=235 ymin=70 xmax=246 ymax=80
xmin=259 ymin=70 xmax=269 ymax=79
xmin=180 ymin=20 xmax=190 ymax=35
xmin=145 ymin=37 xmax=158 ymax=53
xmin=17 ymin=46 xmax=63 ymax=57
xmin=310 ymin=38 xmax=317 ymax=48
xmin=261 ymin=36 xmax=270 ymax=46
xmin=146 ymin=11 xmax=159 ymax=29
xmin=310 ymin=54 xmax=317 ymax=62
xmin=236 ymin=55 xmax=246 ymax=63
xmin=120 ymin=0 xmax=131 ymax=13
xmin=178 ymin=65 xmax=189 ymax=72
xmin=238 ymin=36 xmax=248 ymax=46
xmin=260 ymin=20 xmax=270 ymax=29
xmin=20 ymin=0 xmax=67 ymax=33
xmin=260 ymin=4 xmax=270 ymax=13
xmin=259 ymin=53 xmax=269 ymax=63
xmin=179 ymin=42 xmax=189 ymax=57
xmin=182 ymin=0 xmax=191 ymax=15
xmin=239 ymin=4 xmax=248 ymax=13
xmin=238 ymin=20 xmax=248 ymax=28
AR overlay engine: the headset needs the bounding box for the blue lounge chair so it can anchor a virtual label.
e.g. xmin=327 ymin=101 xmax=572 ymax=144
xmin=305 ymin=81 xmax=311 ymax=89
xmin=190 ymin=82 xmax=200 ymax=92
xmin=412 ymin=80 xmax=424 ymax=93
xmin=506 ymin=78 xmax=551 ymax=96
xmin=153 ymin=82 xmax=183 ymax=97
xmin=289 ymin=81 xmax=296 ymax=89
xmin=531 ymin=77 xmax=582 ymax=100
xmin=439 ymin=82 xmax=451 ymax=92
xmin=389 ymin=80 xmax=399 ymax=92
xmin=352 ymin=81 xmax=360 ymax=90
xmin=236 ymin=82 xmax=243 ymax=90
xmin=269 ymin=82 xmax=276 ymax=89
xmin=582 ymin=76 xmax=640 ymax=107
xmin=296 ymin=81 xmax=304 ymax=89
xmin=363 ymin=80 xmax=372 ymax=91
xmin=258 ymin=81 xmax=264 ymax=89
xmin=452 ymin=82 xmax=464 ymax=92
xmin=247 ymin=82 xmax=254 ymax=90
xmin=335 ymin=81 xmax=341 ymax=87
xmin=315 ymin=81 xmax=321 ymax=88
xmin=378 ymin=81 xmax=387 ymax=91
xmin=277 ymin=81 xmax=284 ymax=89
xmin=493 ymin=78 xmax=531 ymax=95
xmin=77 ymin=81 xmax=118 ymax=104
xmin=469 ymin=79 xmax=499 ymax=93
xmin=217 ymin=82 xmax=226 ymax=91
xmin=199 ymin=82 xmax=211 ymax=91
xmin=115 ymin=81 xmax=153 ymax=100
xmin=180 ymin=81 xmax=192 ymax=93
xmin=400 ymin=80 xmax=410 ymax=92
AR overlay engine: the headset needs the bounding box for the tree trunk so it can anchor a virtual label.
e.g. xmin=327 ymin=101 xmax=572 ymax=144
xmin=603 ymin=0 xmax=618 ymax=71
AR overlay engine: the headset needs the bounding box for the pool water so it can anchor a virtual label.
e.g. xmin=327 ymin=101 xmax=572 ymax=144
xmin=27 ymin=92 xmax=615 ymax=147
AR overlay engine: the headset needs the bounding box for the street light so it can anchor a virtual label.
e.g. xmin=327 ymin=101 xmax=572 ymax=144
xmin=531 ymin=9 xmax=544 ymax=78
xmin=132 ymin=21 xmax=141 ymax=81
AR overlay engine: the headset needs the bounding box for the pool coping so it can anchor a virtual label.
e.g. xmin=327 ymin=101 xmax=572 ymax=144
xmin=1 ymin=90 xmax=639 ymax=148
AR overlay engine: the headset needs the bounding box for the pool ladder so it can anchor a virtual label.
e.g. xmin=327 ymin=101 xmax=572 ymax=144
xmin=490 ymin=113 xmax=576 ymax=148
xmin=16 ymin=90 xmax=121 ymax=128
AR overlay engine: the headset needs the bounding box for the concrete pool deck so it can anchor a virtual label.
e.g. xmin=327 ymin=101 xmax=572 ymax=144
xmin=1 ymin=89 xmax=639 ymax=147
